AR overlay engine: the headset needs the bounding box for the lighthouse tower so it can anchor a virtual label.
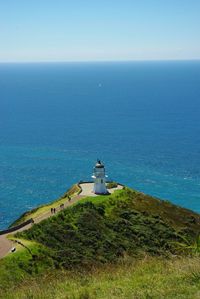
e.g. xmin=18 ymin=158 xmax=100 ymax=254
xmin=92 ymin=160 xmax=108 ymax=194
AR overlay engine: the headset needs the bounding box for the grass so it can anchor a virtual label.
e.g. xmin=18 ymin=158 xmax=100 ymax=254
xmin=1 ymin=256 xmax=200 ymax=299
xmin=0 ymin=239 xmax=53 ymax=297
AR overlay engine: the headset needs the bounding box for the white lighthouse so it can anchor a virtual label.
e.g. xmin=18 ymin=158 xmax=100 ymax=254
xmin=92 ymin=160 xmax=108 ymax=194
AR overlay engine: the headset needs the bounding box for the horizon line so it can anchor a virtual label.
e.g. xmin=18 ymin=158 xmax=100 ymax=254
xmin=0 ymin=58 xmax=200 ymax=64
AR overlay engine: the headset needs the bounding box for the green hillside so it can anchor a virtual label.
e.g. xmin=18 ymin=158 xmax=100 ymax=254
xmin=0 ymin=186 xmax=200 ymax=298
xmin=16 ymin=187 xmax=200 ymax=266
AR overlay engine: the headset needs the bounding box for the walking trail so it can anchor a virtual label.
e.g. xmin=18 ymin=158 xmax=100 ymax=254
xmin=0 ymin=183 xmax=122 ymax=259
xmin=0 ymin=194 xmax=84 ymax=259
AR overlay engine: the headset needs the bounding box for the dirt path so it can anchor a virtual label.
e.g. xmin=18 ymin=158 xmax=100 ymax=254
xmin=0 ymin=194 xmax=84 ymax=259
xmin=0 ymin=235 xmax=14 ymax=258
xmin=33 ymin=194 xmax=83 ymax=224
xmin=0 ymin=184 xmax=122 ymax=259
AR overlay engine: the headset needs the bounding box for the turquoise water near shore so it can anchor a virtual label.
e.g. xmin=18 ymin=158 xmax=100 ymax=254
xmin=0 ymin=61 xmax=200 ymax=229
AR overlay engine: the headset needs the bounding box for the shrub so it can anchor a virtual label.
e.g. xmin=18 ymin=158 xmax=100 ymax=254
xmin=106 ymin=182 xmax=118 ymax=189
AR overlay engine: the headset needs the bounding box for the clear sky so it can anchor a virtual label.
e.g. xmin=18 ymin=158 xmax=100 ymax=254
xmin=0 ymin=0 xmax=199 ymax=62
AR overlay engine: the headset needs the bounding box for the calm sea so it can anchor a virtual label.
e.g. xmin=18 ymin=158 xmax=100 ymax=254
xmin=0 ymin=61 xmax=200 ymax=229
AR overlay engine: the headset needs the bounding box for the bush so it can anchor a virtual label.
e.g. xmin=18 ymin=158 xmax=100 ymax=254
xmin=106 ymin=182 xmax=118 ymax=189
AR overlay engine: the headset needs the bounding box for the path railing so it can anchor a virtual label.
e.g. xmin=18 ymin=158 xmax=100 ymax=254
xmin=0 ymin=218 xmax=34 ymax=236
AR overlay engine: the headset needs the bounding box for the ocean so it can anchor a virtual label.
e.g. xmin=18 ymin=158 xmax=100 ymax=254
xmin=0 ymin=61 xmax=200 ymax=229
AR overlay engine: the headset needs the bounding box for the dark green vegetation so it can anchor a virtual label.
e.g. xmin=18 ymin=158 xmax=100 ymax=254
xmin=0 ymin=187 xmax=200 ymax=298
xmin=18 ymin=188 xmax=200 ymax=268
xmin=106 ymin=181 xmax=118 ymax=189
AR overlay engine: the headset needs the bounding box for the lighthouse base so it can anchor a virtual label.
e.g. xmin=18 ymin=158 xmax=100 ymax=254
xmin=93 ymin=183 xmax=108 ymax=195
xmin=94 ymin=191 xmax=110 ymax=195
xmin=79 ymin=182 xmax=123 ymax=197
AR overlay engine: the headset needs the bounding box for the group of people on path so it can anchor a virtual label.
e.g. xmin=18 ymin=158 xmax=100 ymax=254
xmin=50 ymin=208 xmax=56 ymax=214
xmin=50 ymin=196 xmax=72 ymax=215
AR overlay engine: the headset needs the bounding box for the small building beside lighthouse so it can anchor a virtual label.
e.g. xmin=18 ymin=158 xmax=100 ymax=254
xmin=92 ymin=160 xmax=108 ymax=194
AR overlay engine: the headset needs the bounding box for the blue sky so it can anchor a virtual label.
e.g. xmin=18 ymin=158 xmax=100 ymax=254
xmin=0 ymin=0 xmax=199 ymax=62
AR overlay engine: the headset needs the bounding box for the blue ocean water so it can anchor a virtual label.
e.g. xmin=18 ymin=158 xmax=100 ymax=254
xmin=0 ymin=61 xmax=200 ymax=229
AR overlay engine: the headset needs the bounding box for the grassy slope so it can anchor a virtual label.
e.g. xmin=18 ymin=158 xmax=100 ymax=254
xmin=78 ymin=188 xmax=200 ymax=235
xmin=14 ymin=187 xmax=200 ymax=270
xmin=2 ymin=256 xmax=200 ymax=299
xmin=0 ymin=239 xmax=53 ymax=296
xmin=1 ymin=187 xmax=200 ymax=298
